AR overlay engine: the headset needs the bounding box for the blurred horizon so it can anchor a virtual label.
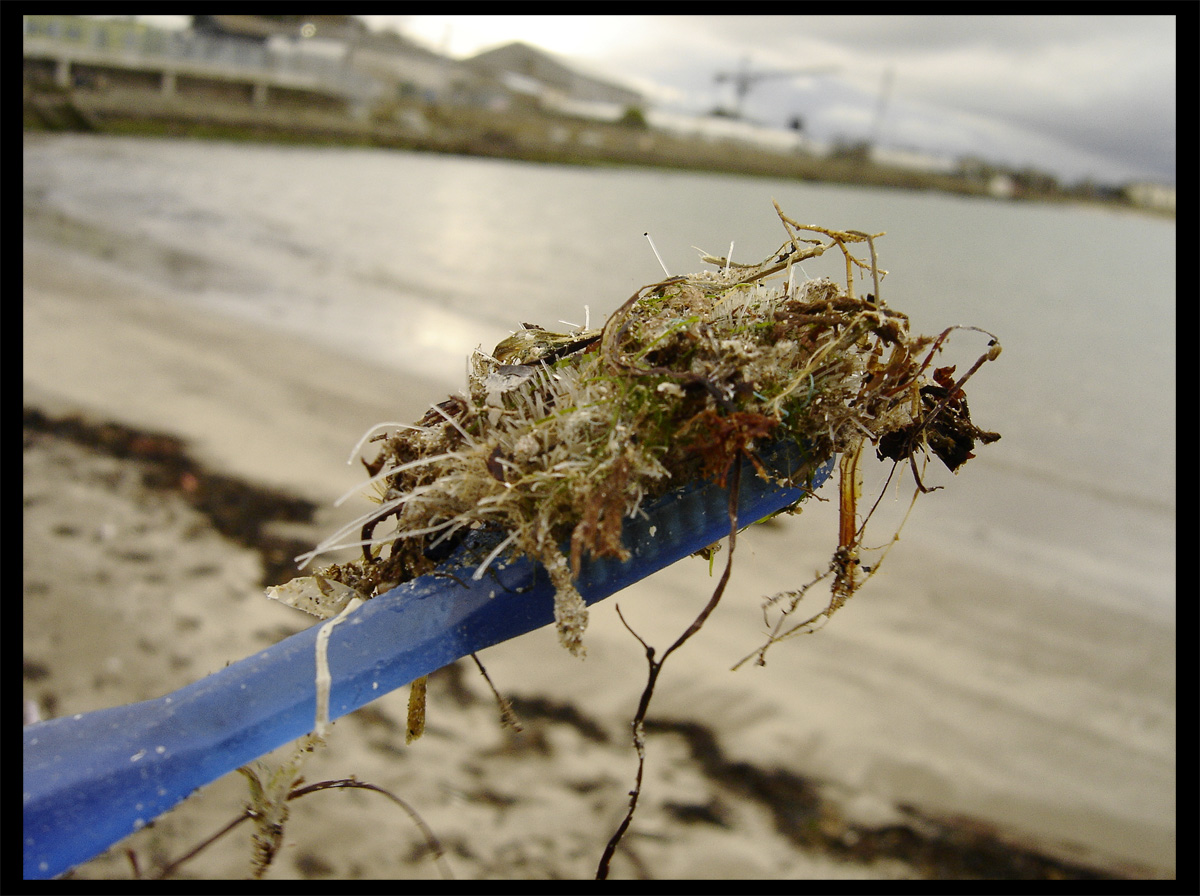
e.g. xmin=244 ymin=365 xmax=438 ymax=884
xmin=93 ymin=13 xmax=1176 ymax=187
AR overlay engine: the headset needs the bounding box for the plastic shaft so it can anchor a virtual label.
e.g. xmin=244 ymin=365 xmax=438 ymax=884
xmin=24 ymin=442 xmax=831 ymax=878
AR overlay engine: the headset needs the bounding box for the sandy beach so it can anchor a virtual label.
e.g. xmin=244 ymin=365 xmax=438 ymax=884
xmin=23 ymin=214 xmax=1175 ymax=879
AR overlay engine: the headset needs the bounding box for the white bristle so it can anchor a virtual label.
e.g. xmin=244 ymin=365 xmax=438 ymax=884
xmin=644 ymin=232 xmax=670 ymax=277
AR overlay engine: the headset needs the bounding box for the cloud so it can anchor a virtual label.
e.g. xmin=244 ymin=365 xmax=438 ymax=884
xmin=621 ymin=15 xmax=1176 ymax=183
xmin=123 ymin=14 xmax=1176 ymax=183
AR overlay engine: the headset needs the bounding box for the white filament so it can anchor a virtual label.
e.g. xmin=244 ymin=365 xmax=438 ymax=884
xmin=333 ymin=451 xmax=468 ymax=508
xmin=345 ymin=421 xmax=423 ymax=465
xmin=472 ymin=530 xmax=518 ymax=581
xmin=427 ymin=402 xmax=477 ymax=447
xmin=644 ymin=232 xmax=670 ymax=277
xmin=314 ymin=596 xmax=364 ymax=737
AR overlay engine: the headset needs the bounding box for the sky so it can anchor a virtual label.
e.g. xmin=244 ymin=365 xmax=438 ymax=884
xmin=126 ymin=15 xmax=1177 ymax=186
xmin=376 ymin=14 xmax=1177 ymax=187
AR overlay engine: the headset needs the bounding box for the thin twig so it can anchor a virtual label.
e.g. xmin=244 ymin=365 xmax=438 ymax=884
xmin=148 ymin=777 xmax=453 ymax=879
xmin=287 ymin=779 xmax=454 ymax=880
xmin=471 ymin=652 xmax=523 ymax=731
xmin=596 ymin=463 xmax=742 ymax=879
xmin=150 ymin=810 xmax=255 ymax=878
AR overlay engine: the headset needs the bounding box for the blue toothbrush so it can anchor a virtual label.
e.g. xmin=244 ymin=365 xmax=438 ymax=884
xmin=23 ymin=441 xmax=832 ymax=879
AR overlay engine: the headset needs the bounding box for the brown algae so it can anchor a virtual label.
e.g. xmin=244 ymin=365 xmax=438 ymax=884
xmin=269 ymin=204 xmax=1001 ymax=657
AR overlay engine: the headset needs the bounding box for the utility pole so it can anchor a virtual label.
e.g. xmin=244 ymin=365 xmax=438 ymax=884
xmin=866 ymin=65 xmax=895 ymax=152
xmin=714 ymin=56 xmax=837 ymax=119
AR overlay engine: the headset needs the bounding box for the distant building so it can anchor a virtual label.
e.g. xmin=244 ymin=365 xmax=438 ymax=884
xmin=868 ymin=145 xmax=958 ymax=176
xmin=191 ymin=17 xmax=513 ymax=109
xmin=987 ymin=173 xmax=1017 ymax=199
xmin=24 ymin=14 xmax=378 ymax=113
xmin=193 ymin=14 xmax=379 ymax=107
xmin=462 ymin=41 xmax=642 ymax=118
xmin=1123 ymin=181 xmax=1176 ymax=213
xmin=191 ymin=14 xmax=367 ymax=44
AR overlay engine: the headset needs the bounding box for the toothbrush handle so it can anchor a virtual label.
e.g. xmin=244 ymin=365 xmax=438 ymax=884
xmin=24 ymin=443 xmax=831 ymax=879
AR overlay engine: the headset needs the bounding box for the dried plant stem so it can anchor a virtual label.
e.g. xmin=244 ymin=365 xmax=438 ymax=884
xmin=596 ymin=463 xmax=742 ymax=879
xmin=149 ymin=810 xmax=256 ymax=879
xmin=146 ymin=777 xmax=453 ymax=879
xmin=286 ymin=779 xmax=454 ymax=880
xmin=470 ymin=652 xmax=523 ymax=731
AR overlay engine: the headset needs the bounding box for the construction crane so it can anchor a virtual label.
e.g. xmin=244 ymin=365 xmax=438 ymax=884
xmin=713 ymin=57 xmax=838 ymax=120
xmin=866 ymin=64 xmax=896 ymax=150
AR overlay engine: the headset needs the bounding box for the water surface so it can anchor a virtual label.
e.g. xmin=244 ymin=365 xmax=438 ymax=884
xmin=23 ymin=134 xmax=1175 ymax=621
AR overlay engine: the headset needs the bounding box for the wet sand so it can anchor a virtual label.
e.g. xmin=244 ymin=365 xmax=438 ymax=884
xmin=22 ymin=226 xmax=1174 ymax=879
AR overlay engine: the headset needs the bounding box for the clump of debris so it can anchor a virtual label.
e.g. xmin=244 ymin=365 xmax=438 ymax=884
xmin=272 ymin=203 xmax=1000 ymax=658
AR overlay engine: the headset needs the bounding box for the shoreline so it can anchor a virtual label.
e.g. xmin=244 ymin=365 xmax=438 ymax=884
xmin=22 ymin=90 xmax=1172 ymax=221
xmin=23 ymin=206 xmax=1174 ymax=879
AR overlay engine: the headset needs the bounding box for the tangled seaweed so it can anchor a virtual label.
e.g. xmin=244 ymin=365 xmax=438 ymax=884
xmin=270 ymin=203 xmax=1000 ymax=659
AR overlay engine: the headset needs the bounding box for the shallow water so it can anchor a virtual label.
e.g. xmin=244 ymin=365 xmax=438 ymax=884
xmin=23 ymin=134 xmax=1175 ymax=622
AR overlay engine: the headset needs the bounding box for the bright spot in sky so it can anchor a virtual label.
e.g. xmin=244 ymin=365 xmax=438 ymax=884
xmin=373 ymin=15 xmax=624 ymax=60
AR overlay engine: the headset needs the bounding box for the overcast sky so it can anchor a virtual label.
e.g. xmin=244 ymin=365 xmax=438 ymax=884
xmin=380 ymin=14 xmax=1177 ymax=186
xmin=132 ymin=14 xmax=1177 ymax=185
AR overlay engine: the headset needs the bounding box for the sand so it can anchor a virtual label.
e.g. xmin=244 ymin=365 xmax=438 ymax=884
xmin=23 ymin=221 xmax=1174 ymax=879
